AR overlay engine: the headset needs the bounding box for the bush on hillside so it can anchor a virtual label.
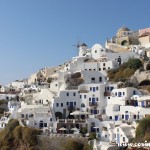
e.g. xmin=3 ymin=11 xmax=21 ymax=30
xmin=88 ymin=132 xmax=96 ymax=140
xmin=108 ymin=58 xmax=143 ymax=82
xmin=136 ymin=116 xmax=150 ymax=141
xmin=22 ymin=127 xmax=42 ymax=147
xmin=63 ymin=139 xmax=84 ymax=150
xmin=0 ymin=119 xmax=42 ymax=149
xmin=1 ymin=146 xmax=10 ymax=150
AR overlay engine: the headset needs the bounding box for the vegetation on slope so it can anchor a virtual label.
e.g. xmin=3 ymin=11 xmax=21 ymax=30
xmin=108 ymin=58 xmax=143 ymax=82
xmin=37 ymin=136 xmax=92 ymax=150
xmin=135 ymin=116 xmax=150 ymax=142
xmin=0 ymin=100 xmax=8 ymax=117
xmin=0 ymin=119 xmax=42 ymax=150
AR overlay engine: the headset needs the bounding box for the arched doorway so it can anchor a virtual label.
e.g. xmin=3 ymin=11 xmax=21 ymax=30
xmin=55 ymin=112 xmax=63 ymax=119
xmin=121 ymin=40 xmax=128 ymax=46
xmin=139 ymin=80 xmax=150 ymax=86
xmin=146 ymin=64 xmax=150 ymax=70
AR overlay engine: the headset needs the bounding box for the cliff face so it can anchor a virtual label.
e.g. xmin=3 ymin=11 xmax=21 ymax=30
xmin=131 ymin=69 xmax=150 ymax=86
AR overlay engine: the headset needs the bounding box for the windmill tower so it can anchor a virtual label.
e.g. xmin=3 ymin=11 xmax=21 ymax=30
xmin=73 ymin=42 xmax=88 ymax=57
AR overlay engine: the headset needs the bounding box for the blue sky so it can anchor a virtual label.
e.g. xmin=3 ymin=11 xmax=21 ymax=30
xmin=0 ymin=0 xmax=149 ymax=84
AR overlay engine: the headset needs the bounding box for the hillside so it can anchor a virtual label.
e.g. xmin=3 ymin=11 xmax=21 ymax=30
xmin=107 ymin=58 xmax=143 ymax=83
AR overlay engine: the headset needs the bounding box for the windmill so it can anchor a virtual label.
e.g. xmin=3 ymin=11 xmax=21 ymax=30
xmin=72 ymin=40 xmax=81 ymax=49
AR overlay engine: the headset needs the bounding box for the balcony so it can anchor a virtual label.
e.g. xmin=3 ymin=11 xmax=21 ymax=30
xmin=104 ymin=92 xmax=111 ymax=96
xmin=57 ymin=119 xmax=87 ymax=124
xmin=67 ymin=106 xmax=76 ymax=111
xmin=89 ymin=102 xmax=98 ymax=107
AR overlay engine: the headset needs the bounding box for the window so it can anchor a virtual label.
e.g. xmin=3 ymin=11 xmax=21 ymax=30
xmin=55 ymin=84 xmax=57 ymax=87
xmin=91 ymin=78 xmax=95 ymax=82
xmin=123 ymin=137 xmax=125 ymax=142
xmin=134 ymin=115 xmax=136 ymax=119
xmin=110 ymin=116 xmax=112 ymax=120
xmin=73 ymin=93 xmax=76 ymax=96
xmin=122 ymin=115 xmax=124 ymax=119
xmin=89 ymin=69 xmax=92 ymax=71
xmin=44 ymin=123 xmax=47 ymax=127
xmin=105 ymin=135 xmax=107 ymax=138
xmin=66 ymin=93 xmax=69 ymax=96
xmin=99 ymin=77 xmax=102 ymax=82
xmin=89 ymin=98 xmax=91 ymax=101
xmin=107 ymin=87 xmax=109 ymax=90
xmin=110 ymin=87 xmax=114 ymax=91
xmin=125 ymin=111 xmax=128 ymax=113
xmin=80 ymin=95 xmax=82 ymax=98
xmin=90 ymin=87 xmax=92 ymax=91
xmin=66 ymin=102 xmax=69 ymax=105
xmin=84 ymin=95 xmax=86 ymax=99
xmin=95 ymin=50 xmax=97 ymax=53
xmin=115 ymin=92 xmax=117 ymax=96
xmin=74 ymin=102 xmax=76 ymax=105
xmin=103 ymin=68 xmax=106 ymax=70
xmin=108 ymin=67 xmax=110 ymax=69
xmin=21 ymin=114 xmax=24 ymax=118
xmin=93 ymin=69 xmax=96 ymax=71
xmin=123 ymin=92 xmax=125 ymax=95
xmin=108 ymin=97 xmax=110 ymax=99
xmin=56 ymin=103 xmax=59 ymax=107
xmin=103 ymin=63 xmax=105 ymax=66
xmin=81 ymin=103 xmax=85 ymax=107
xmin=96 ymin=98 xmax=98 ymax=101
xmin=118 ymin=92 xmax=121 ymax=97
xmin=96 ymin=87 xmax=98 ymax=90
xmin=61 ymin=103 xmax=63 ymax=107
xmin=99 ymin=68 xmax=101 ymax=71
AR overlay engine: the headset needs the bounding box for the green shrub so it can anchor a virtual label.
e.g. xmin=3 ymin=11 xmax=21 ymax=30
xmin=22 ymin=127 xmax=41 ymax=147
xmin=108 ymin=58 xmax=143 ymax=82
xmin=83 ymin=144 xmax=92 ymax=150
xmin=63 ymin=139 xmax=84 ymax=150
xmin=0 ymin=146 xmax=10 ymax=150
xmin=80 ymin=127 xmax=87 ymax=135
xmin=28 ymin=146 xmax=40 ymax=150
xmin=13 ymin=126 xmax=22 ymax=144
xmin=5 ymin=119 xmax=19 ymax=132
xmin=136 ymin=116 xmax=150 ymax=139
xmin=127 ymin=58 xmax=143 ymax=70
xmin=88 ymin=132 xmax=96 ymax=140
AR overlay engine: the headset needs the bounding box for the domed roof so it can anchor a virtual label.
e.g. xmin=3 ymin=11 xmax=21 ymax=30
xmin=117 ymin=26 xmax=130 ymax=33
xmin=116 ymin=26 xmax=130 ymax=37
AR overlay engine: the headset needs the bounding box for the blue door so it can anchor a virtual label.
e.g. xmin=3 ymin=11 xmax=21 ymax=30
xmin=70 ymin=102 xmax=73 ymax=109
xmin=93 ymin=87 xmax=95 ymax=92
xmin=125 ymin=115 xmax=129 ymax=120
xmin=135 ymin=100 xmax=138 ymax=106
xmin=91 ymin=126 xmax=95 ymax=132
xmin=142 ymin=101 xmax=145 ymax=107
xmin=94 ymin=110 xmax=97 ymax=114
xmin=115 ymin=116 xmax=118 ymax=121
xmin=118 ymin=92 xmax=121 ymax=97
xmin=92 ymin=98 xmax=95 ymax=104
xmin=117 ymin=133 xmax=120 ymax=144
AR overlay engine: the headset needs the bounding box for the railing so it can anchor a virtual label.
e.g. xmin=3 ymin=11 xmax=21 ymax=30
xmin=104 ymin=92 xmax=111 ymax=96
xmin=57 ymin=119 xmax=87 ymax=123
xmin=67 ymin=106 xmax=76 ymax=110
xmin=89 ymin=102 xmax=98 ymax=107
